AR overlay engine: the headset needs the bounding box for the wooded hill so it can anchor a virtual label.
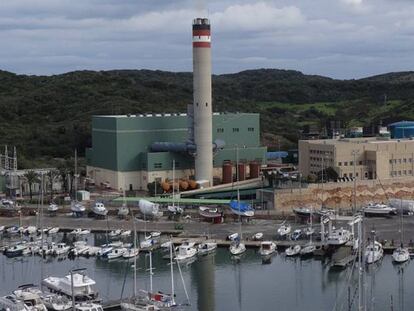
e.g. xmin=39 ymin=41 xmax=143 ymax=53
xmin=1 ymin=68 xmax=414 ymax=167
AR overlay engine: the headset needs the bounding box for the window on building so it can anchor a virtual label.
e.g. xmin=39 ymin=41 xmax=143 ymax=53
xmin=344 ymin=162 xmax=348 ymax=166
xmin=356 ymin=172 xmax=359 ymax=177
xmin=410 ymin=170 xmax=413 ymax=175
xmin=349 ymin=173 xmax=353 ymax=178
xmin=365 ymin=172 xmax=368 ymax=178
xmin=410 ymin=158 xmax=413 ymax=163
xmin=359 ymin=161 xmax=363 ymax=165
xmin=350 ymin=161 xmax=353 ymax=166
xmin=338 ymin=162 xmax=342 ymax=166
xmin=399 ymin=171 xmax=401 ymax=175
xmin=205 ymin=102 xmax=208 ymax=107
xmin=343 ymin=173 xmax=348 ymax=177
xmin=389 ymin=159 xmax=393 ymax=164
xmin=399 ymin=159 xmax=402 ymax=164
xmin=404 ymin=170 xmax=407 ymax=175
xmin=404 ymin=158 xmax=407 ymax=163
xmin=154 ymin=163 xmax=162 ymax=169
xmin=248 ymin=127 xmax=254 ymax=132
xmin=217 ymin=128 xmax=224 ymax=133
xmin=232 ymin=128 xmax=239 ymax=132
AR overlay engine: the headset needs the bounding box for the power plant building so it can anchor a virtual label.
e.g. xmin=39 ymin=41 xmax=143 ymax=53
xmin=86 ymin=113 xmax=267 ymax=190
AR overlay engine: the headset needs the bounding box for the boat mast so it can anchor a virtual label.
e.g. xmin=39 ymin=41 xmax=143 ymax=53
xmin=172 ymin=160 xmax=175 ymax=208
xmin=74 ymin=149 xmax=78 ymax=200
xmin=400 ymin=198 xmax=404 ymax=247
xmin=149 ymin=250 xmax=153 ymax=293
xmin=170 ymin=238 xmax=175 ymax=305
xmin=132 ymin=208 xmax=137 ymax=297
xmin=40 ymin=172 xmax=44 ymax=290
xmin=236 ymin=145 xmax=242 ymax=239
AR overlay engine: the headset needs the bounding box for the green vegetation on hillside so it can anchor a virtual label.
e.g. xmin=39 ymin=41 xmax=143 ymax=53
xmin=1 ymin=68 xmax=414 ymax=167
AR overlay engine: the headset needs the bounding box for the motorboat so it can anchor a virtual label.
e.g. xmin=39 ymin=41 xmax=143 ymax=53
xmin=291 ymin=229 xmax=302 ymax=241
xmin=70 ymin=228 xmax=90 ymax=235
xmin=285 ymin=245 xmax=301 ymax=257
xmin=21 ymin=226 xmax=37 ymax=235
xmin=197 ymin=242 xmax=217 ymax=255
xmin=252 ymin=232 xmax=264 ymax=241
xmin=229 ymin=200 xmax=254 ymax=217
xmin=300 ymin=243 xmax=316 ymax=257
xmin=71 ymin=241 xmax=90 ymax=256
xmin=22 ymin=242 xmax=40 ymax=256
xmin=150 ymin=231 xmax=161 ymax=238
xmin=365 ymin=241 xmax=384 ymax=264
xmin=54 ymin=243 xmax=70 ymax=256
xmin=13 ymin=284 xmax=47 ymax=311
xmin=48 ymin=204 xmax=59 ymax=213
xmin=38 ymin=242 xmax=57 ymax=256
xmin=6 ymin=225 xmax=20 ymax=235
xmin=0 ymin=199 xmax=17 ymax=211
xmin=175 ymin=244 xmax=197 ymax=261
xmin=167 ymin=205 xmax=183 ymax=215
xmin=48 ymin=227 xmax=60 ymax=234
xmin=198 ymin=206 xmax=222 ymax=219
xmin=363 ymin=203 xmax=396 ymax=217
xmin=74 ymin=302 xmax=103 ymax=311
xmin=71 ymin=201 xmax=86 ymax=217
xmin=5 ymin=244 xmax=27 ymax=257
xmin=227 ymin=233 xmax=239 ymax=241
xmin=392 ymin=245 xmax=410 ymax=263
xmin=91 ymin=202 xmax=108 ymax=217
xmin=109 ymin=230 xmax=122 ymax=237
xmin=0 ymin=295 xmax=28 ymax=311
xmin=229 ymin=241 xmax=246 ymax=256
xmin=277 ymin=224 xmax=291 ymax=237
xmin=160 ymin=241 xmax=172 ymax=249
xmin=259 ymin=241 xmax=276 ymax=256
xmin=107 ymin=248 xmax=127 ymax=260
xmin=121 ymin=230 xmax=131 ymax=237
xmin=327 ymin=228 xmax=352 ymax=246
xmin=293 ymin=207 xmax=312 ymax=217
xmin=42 ymin=273 xmax=98 ymax=301
xmin=41 ymin=293 xmax=72 ymax=311
xmin=123 ymin=248 xmax=139 ymax=259
xmin=97 ymin=245 xmax=113 ymax=258
xmin=140 ymin=239 xmax=156 ymax=250
xmin=118 ymin=204 xmax=129 ymax=218
xmin=84 ymin=247 xmax=101 ymax=257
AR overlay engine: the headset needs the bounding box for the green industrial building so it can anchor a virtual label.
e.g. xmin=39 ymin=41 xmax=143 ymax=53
xmin=86 ymin=112 xmax=267 ymax=190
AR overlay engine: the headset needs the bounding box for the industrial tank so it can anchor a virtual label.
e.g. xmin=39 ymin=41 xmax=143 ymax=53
xmin=389 ymin=121 xmax=414 ymax=139
xmin=249 ymin=162 xmax=260 ymax=179
xmin=237 ymin=163 xmax=246 ymax=181
xmin=222 ymin=162 xmax=233 ymax=184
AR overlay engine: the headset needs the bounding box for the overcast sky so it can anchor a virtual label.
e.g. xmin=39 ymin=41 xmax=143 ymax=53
xmin=1 ymin=0 xmax=414 ymax=79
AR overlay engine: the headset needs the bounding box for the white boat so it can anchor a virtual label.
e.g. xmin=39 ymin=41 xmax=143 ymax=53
xmin=70 ymin=228 xmax=90 ymax=235
xmin=138 ymin=199 xmax=161 ymax=218
xmin=365 ymin=241 xmax=383 ymax=264
xmin=71 ymin=201 xmax=86 ymax=216
xmin=6 ymin=225 xmax=20 ymax=235
xmin=91 ymin=202 xmax=108 ymax=217
xmin=22 ymin=226 xmax=37 ymax=235
xmin=74 ymin=302 xmax=103 ymax=311
xmin=277 ymin=224 xmax=291 ymax=237
xmin=13 ymin=285 xmax=47 ymax=311
xmin=0 ymin=295 xmax=28 ymax=311
xmin=118 ymin=204 xmax=129 ymax=218
xmin=71 ymin=241 xmax=90 ymax=256
xmin=22 ymin=242 xmax=40 ymax=256
xmin=285 ymin=245 xmax=301 ymax=256
xmin=327 ymin=228 xmax=352 ymax=246
xmin=84 ymin=247 xmax=101 ymax=257
xmin=38 ymin=242 xmax=57 ymax=256
xmin=123 ymin=248 xmax=139 ymax=259
xmin=0 ymin=225 xmax=5 ymax=232
xmin=259 ymin=241 xmax=276 ymax=256
xmin=227 ymin=233 xmax=239 ymax=241
xmin=229 ymin=241 xmax=246 ymax=256
xmin=140 ymin=239 xmax=156 ymax=250
xmin=42 ymin=273 xmax=98 ymax=301
xmin=54 ymin=243 xmax=70 ymax=255
xmin=97 ymin=245 xmax=113 ymax=258
xmin=5 ymin=244 xmax=27 ymax=257
xmin=107 ymin=248 xmax=127 ymax=259
xmin=392 ymin=246 xmax=410 ymax=263
xmin=48 ymin=227 xmax=60 ymax=234
xmin=109 ymin=229 xmax=122 ymax=237
xmin=121 ymin=230 xmax=131 ymax=237
xmin=150 ymin=231 xmax=161 ymax=238
xmin=252 ymin=232 xmax=264 ymax=241
xmin=41 ymin=293 xmax=72 ymax=311
xmin=161 ymin=241 xmax=172 ymax=249
xmin=363 ymin=203 xmax=396 ymax=216
xmin=300 ymin=243 xmax=316 ymax=257
xmin=175 ymin=244 xmax=197 ymax=261
xmin=167 ymin=205 xmax=183 ymax=214
xmin=48 ymin=204 xmax=59 ymax=213
xmin=197 ymin=242 xmax=217 ymax=255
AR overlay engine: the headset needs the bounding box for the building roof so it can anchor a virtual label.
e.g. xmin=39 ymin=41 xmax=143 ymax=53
xmin=388 ymin=120 xmax=414 ymax=127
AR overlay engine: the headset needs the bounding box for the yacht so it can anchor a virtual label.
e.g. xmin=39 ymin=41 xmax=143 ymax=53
xmin=363 ymin=203 xmax=396 ymax=217
xmin=71 ymin=201 xmax=86 ymax=217
xmin=5 ymin=243 xmax=27 ymax=257
xmin=392 ymin=245 xmax=410 ymax=263
xmin=277 ymin=224 xmax=291 ymax=237
xmin=327 ymin=228 xmax=352 ymax=246
xmin=259 ymin=241 xmax=276 ymax=256
xmin=13 ymin=285 xmax=47 ymax=311
xmin=140 ymin=238 xmax=156 ymax=250
xmin=122 ymin=248 xmax=139 ymax=259
xmin=229 ymin=200 xmax=254 ymax=217
xmin=197 ymin=242 xmax=217 ymax=255
xmin=22 ymin=226 xmax=37 ymax=235
xmin=42 ymin=273 xmax=98 ymax=301
xmin=91 ymin=202 xmax=108 ymax=218
xmin=365 ymin=241 xmax=384 ymax=264
xmin=175 ymin=244 xmax=197 ymax=261
xmin=106 ymin=248 xmax=127 ymax=260
xmin=54 ymin=243 xmax=70 ymax=256
xmin=285 ymin=245 xmax=301 ymax=257
xmin=0 ymin=225 xmax=4 ymax=232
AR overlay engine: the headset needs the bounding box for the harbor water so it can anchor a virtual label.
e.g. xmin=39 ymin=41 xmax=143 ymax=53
xmin=0 ymin=233 xmax=412 ymax=311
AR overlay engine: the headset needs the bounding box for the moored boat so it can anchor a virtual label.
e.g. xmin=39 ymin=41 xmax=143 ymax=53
xmin=285 ymin=245 xmax=301 ymax=257
xmin=42 ymin=273 xmax=98 ymax=301
xmin=259 ymin=241 xmax=276 ymax=256
xmin=197 ymin=242 xmax=217 ymax=255
xmin=229 ymin=200 xmax=254 ymax=217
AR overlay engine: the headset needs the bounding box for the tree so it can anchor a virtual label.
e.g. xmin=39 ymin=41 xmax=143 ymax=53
xmin=46 ymin=169 xmax=60 ymax=200
xmin=24 ymin=170 xmax=39 ymax=200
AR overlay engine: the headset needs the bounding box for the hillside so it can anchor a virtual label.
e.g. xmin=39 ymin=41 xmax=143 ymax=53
xmin=1 ymin=68 xmax=414 ymax=167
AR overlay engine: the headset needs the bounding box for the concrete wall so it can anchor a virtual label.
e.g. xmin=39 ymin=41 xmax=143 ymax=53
xmin=273 ymin=176 xmax=414 ymax=211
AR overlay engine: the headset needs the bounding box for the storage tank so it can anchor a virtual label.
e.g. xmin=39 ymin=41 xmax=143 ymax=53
xmin=161 ymin=181 xmax=171 ymax=192
xmin=222 ymin=162 xmax=233 ymax=184
xmin=389 ymin=121 xmax=414 ymax=139
xmin=188 ymin=180 xmax=198 ymax=189
xmin=249 ymin=162 xmax=260 ymax=179
xmin=237 ymin=163 xmax=246 ymax=181
xmin=179 ymin=180 xmax=189 ymax=191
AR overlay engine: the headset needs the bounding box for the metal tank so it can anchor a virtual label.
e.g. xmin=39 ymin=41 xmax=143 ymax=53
xmin=249 ymin=162 xmax=260 ymax=179
xmin=237 ymin=163 xmax=246 ymax=181
xmin=193 ymin=17 xmax=213 ymax=185
xmin=222 ymin=162 xmax=233 ymax=184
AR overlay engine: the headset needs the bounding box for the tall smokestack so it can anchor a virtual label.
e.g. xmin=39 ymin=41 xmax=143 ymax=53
xmin=193 ymin=17 xmax=213 ymax=185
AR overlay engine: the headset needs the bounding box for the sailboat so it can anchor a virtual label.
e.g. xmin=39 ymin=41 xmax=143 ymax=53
xmin=118 ymin=190 xmax=129 ymax=218
xmin=364 ymin=231 xmax=383 ymax=264
xmin=167 ymin=160 xmax=183 ymax=215
xmin=300 ymin=208 xmax=316 ymax=257
xmin=392 ymin=199 xmax=410 ymax=263
xmin=229 ymin=146 xmax=247 ymax=256
xmin=70 ymin=150 xmax=86 ymax=217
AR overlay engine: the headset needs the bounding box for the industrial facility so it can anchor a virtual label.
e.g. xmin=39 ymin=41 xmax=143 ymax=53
xmin=86 ymin=18 xmax=267 ymax=191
